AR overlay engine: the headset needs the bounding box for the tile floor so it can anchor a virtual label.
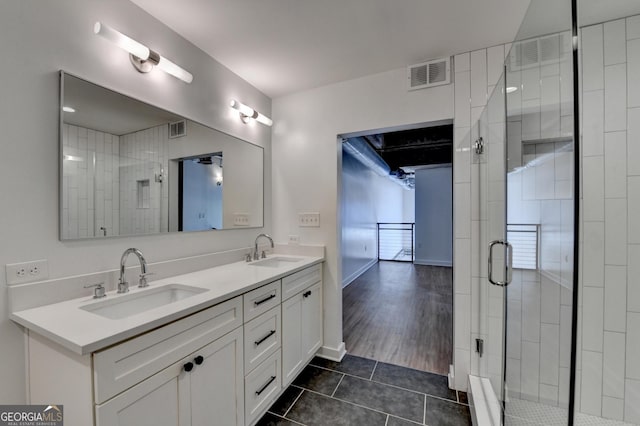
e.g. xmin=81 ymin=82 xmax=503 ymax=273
xmin=257 ymin=354 xmax=471 ymax=426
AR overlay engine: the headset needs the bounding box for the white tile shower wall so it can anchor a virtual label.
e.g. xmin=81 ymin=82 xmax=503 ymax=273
xmin=119 ymin=124 xmax=169 ymax=236
xmin=62 ymin=124 xmax=120 ymax=239
xmin=453 ymin=44 xmax=506 ymax=393
xmin=500 ymin=30 xmax=575 ymax=407
xmin=577 ymin=17 xmax=640 ymax=424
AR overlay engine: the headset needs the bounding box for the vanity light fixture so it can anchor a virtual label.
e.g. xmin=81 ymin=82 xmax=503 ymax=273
xmin=230 ymin=100 xmax=273 ymax=127
xmin=93 ymin=21 xmax=193 ymax=84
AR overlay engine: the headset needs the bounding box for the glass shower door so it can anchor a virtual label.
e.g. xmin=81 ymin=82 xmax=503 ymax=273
xmin=476 ymin=73 xmax=509 ymax=414
xmin=500 ymin=15 xmax=576 ymax=425
xmin=475 ymin=5 xmax=577 ymax=424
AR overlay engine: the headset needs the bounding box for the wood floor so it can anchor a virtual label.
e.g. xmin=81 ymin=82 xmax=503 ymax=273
xmin=342 ymin=261 xmax=453 ymax=375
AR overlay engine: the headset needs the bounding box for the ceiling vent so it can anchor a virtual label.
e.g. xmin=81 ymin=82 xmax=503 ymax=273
xmin=508 ymin=33 xmax=566 ymax=71
xmin=169 ymin=120 xmax=186 ymax=139
xmin=407 ymin=57 xmax=451 ymax=91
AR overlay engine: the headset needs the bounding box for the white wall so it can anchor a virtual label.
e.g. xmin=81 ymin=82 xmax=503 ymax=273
xmin=0 ymin=0 xmax=271 ymax=403
xmin=578 ymin=17 xmax=640 ymax=423
xmin=272 ymin=68 xmax=454 ymax=360
xmin=414 ymin=165 xmax=453 ymax=267
xmin=403 ymin=189 xmax=416 ymax=223
xmin=340 ymin=150 xmax=404 ymax=287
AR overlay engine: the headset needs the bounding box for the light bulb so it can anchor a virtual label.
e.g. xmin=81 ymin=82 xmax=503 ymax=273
xmin=230 ymin=100 xmax=255 ymax=117
xmin=94 ymin=22 xmax=150 ymax=60
xmin=157 ymin=56 xmax=193 ymax=84
xmin=255 ymin=112 xmax=273 ymax=127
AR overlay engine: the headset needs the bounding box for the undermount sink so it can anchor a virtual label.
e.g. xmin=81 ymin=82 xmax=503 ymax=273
xmin=80 ymin=284 xmax=207 ymax=320
xmin=248 ymin=256 xmax=303 ymax=268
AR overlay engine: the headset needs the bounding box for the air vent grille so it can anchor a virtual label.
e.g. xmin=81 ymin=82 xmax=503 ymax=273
xmin=428 ymin=61 xmax=447 ymax=83
xmin=509 ymin=33 xmax=567 ymax=71
xmin=169 ymin=120 xmax=186 ymax=139
xmin=408 ymin=57 xmax=451 ymax=91
xmin=411 ymin=66 xmax=428 ymax=88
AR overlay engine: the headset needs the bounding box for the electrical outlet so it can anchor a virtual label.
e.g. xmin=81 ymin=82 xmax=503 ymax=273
xmin=234 ymin=213 xmax=250 ymax=226
xmin=288 ymin=235 xmax=300 ymax=245
xmin=6 ymin=260 xmax=49 ymax=285
xmin=298 ymin=212 xmax=320 ymax=227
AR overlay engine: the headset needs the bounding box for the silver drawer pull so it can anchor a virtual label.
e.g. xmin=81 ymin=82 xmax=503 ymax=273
xmin=255 ymin=330 xmax=276 ymax=346
xmin=255 ymin=376 xmax=276 ymax=396
xmin=254 ymin=293 xmax=276 ymax=306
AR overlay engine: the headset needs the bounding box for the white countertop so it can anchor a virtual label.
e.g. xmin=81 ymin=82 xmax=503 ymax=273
xmin=10 ymin=255 xmax=323 ymax=355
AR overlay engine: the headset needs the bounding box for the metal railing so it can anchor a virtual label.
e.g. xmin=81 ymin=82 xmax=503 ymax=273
xmin=506 ymin=224 xmax=540 ymax=270
xmin=377 ymin=223 xmax=415 ymax=262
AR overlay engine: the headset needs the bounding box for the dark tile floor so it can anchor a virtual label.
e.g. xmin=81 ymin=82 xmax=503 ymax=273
xmin=257 ymin=354 xmax=471 ymax=426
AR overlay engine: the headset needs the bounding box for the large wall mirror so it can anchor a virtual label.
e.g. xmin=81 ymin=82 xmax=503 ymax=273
xmin=59 ymin=72 xmax=264 ymax=240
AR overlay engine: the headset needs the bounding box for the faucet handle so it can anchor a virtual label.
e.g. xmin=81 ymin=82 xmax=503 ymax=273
xmin=84 ymin=282 xmax=106 ymax=299
xmin=261 ymin=250 xmax=267 ymax=259
xmin=245 ymin=253 xmax=253 ymax=262
xmin=138 ymin=272 xmax=154 ymax=288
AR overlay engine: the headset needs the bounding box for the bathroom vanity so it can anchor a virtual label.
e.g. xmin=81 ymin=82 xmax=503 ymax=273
xmin=11 ymin=255 xmax=323 ymax=426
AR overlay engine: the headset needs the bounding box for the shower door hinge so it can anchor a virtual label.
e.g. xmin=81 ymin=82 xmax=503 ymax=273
xmin=476 ymin=338 xmax=484 ymax=357
xmin=474 ymin=137 xmax=484 ymax=154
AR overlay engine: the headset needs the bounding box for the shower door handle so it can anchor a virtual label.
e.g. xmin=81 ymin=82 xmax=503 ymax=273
xmin=488 ymin=240 xmax=513 ymax=287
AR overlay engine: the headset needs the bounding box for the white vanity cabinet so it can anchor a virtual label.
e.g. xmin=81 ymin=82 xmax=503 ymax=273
xmin=28 ymin=296 xmax=245 ymax=426
xmin=22 ymin=260 xmax=324 ymax=426
xmin=242 ymin=281 xmax=282 ymax=426
xmin=95 ymin=327 xmax=244 ymax=426
xmin=281 ymin=265 xmax=323 ymax=387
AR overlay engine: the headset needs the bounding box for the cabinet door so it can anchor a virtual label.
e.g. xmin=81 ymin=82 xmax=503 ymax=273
xmin=187 ymin=327 xmax=244 ymax=426
xmin=95 ymin=360 xmax=186 ymax=426
xmin=301 ymin=281 xmax=322 ymax=360
xmin=281 ymin=293 xmax=303 ymax=387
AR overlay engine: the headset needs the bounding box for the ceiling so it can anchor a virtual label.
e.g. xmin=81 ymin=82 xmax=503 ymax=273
xmin=64 ymin=73 xmax=182 ymax=135
xmin=130 ymin=0 xmax=531 ymax=98
xmin=362 ymin=124 xmax=453 ymax=171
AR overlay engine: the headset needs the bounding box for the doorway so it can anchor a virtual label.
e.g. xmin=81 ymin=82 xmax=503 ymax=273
xmin=339 ymin=122 xmax=454 ymax=375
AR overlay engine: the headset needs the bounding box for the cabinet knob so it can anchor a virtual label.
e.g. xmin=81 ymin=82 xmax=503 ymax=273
xmin=303 ymin=290 xmax=312 ymax=298
xmin=194 ymin=355 xmax=204 ymax=365
xmin=183 ymin=362 xmax=194 ymax=372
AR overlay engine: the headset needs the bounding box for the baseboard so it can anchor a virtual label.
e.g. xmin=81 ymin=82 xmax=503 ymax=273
xmin=342 ymin=259 xmax=377 ymax=288
xmin=317 ymin=342 xmax=346 ymax=362
xmin=414 ymin=258 xmax=452 ymax=267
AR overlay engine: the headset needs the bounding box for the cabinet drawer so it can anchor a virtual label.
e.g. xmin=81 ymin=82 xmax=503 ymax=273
xmin=282 ymin=264 xmax=321 ymax=301
xmin=244 ymin=306 xmax=281 ymax=373
xmin=245 ymin=350 xmax=281 ymax=426
xmin=243 ymin=280 xmax=281 ymax=322
xmin=93 ymin=296 xmax=243 ymax=404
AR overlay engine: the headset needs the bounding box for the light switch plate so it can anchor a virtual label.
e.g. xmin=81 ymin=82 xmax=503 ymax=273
xmin=298 ymin=212 xmax=320 ymax=227
xmin=6 ymin=259 xmax=49 ymax=285
xmin=233 ymin=213 xmax=250 ymax=226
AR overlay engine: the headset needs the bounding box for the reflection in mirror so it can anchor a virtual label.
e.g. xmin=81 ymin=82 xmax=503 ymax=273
xmin=60 ymin=72 xmax=263 ymax=240
xmin=177 ymin=153 xmax=223 ymax=232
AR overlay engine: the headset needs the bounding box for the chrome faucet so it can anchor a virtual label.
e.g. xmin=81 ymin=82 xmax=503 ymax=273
xmin=118 ymin=248 xmax=149 ymax=293
xmin=253 ymin=234 xmax=274 ymax=260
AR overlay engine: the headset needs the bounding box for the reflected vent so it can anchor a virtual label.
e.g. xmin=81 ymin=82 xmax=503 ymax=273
xmin=509 ymin=33 xmax=566 ymax=71
xmin=169 ymin=120 xmax=186 ymax=139
xmin=408 ymin=57 xmax=451 ymax=90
